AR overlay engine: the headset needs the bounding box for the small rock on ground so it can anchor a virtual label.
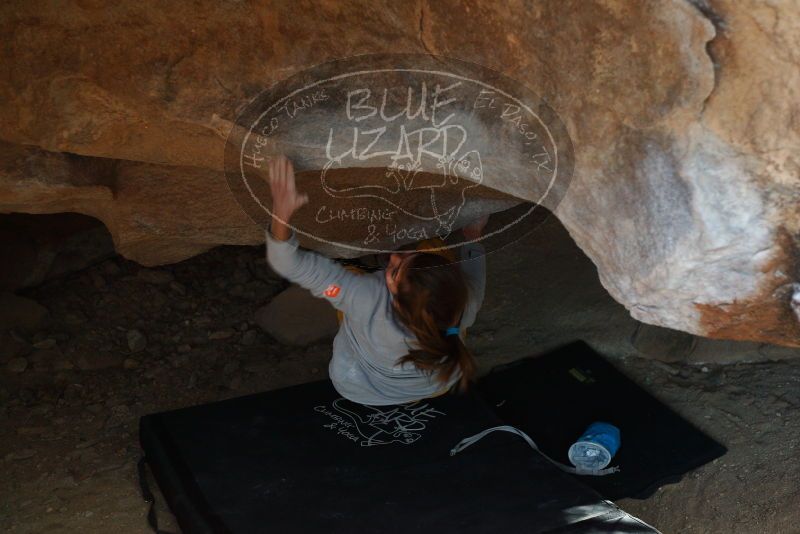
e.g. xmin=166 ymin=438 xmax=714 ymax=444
xmin=126 ymin=330 xmax=147 ymax=353
xmin=6 ymin=357 xmax=28 ymax=373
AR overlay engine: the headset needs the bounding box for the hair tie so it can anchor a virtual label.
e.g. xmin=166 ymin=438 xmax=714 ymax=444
xmin=445 ymin=326 xmax=460 ymax=337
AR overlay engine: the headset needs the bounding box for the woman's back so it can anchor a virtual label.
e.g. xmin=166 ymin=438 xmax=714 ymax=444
xmin=265 ymin=229 xmax=486 ymax=406
xmin=328 ymin=269 xmax=461 ymax=405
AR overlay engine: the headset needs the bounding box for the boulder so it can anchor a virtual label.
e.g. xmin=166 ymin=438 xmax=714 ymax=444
xmin=0 ymin=0 xmax=797 ymax=348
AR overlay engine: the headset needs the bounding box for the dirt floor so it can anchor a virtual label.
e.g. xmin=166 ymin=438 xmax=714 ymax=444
xmin=1 ymin=215 xmax=798 ymax=533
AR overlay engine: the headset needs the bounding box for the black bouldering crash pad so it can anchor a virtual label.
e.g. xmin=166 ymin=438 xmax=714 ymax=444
xmin=139 ymin=378 xmax=659 ymax=533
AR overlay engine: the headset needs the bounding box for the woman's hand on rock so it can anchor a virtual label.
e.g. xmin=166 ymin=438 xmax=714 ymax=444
xmin=268 ymin=155 xmax=308 ymax=221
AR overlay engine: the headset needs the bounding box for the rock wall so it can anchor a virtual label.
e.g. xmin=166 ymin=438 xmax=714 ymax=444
xmin=0 ymin=0 xmax=798 ymax=346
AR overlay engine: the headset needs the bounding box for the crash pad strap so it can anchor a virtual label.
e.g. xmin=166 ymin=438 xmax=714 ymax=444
xmin=450 ymin=425 xmax=620 ymax=476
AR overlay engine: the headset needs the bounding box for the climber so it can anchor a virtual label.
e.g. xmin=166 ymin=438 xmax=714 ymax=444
xmin=264 ymin=154 xmax=488 ymax=406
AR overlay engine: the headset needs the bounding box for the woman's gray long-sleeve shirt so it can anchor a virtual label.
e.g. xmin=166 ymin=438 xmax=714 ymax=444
xmin=265 ymin=226 xmax=486 ymax=406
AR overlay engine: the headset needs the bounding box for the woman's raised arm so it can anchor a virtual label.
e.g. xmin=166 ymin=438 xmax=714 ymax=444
xmin=264 ymin=155 xmax=380 ymax=316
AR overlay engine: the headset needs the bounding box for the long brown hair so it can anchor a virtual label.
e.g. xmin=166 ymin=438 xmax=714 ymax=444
xmin=391 ymin=252 xmax=477 ymax=393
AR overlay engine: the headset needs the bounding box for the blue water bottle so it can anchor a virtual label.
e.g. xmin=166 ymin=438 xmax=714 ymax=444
xmin=568 ymin=422 xmax=621 ymax=471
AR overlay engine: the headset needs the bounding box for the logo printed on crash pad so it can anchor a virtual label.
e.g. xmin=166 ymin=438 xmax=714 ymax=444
xmin=324 ymin=284 xmax=341 ymax=298
xmin=314 ymin=399 xmax=446 ymax=447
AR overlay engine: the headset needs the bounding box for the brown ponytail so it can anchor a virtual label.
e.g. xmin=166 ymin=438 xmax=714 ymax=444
xmin=391 ymin=252 xmax=477 ymax=393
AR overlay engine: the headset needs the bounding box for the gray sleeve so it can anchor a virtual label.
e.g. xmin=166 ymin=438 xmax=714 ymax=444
xmin=265 ymin=225 xmax=379 ymax=317
xmin=458 ymin=242 xmax=486 ymax=329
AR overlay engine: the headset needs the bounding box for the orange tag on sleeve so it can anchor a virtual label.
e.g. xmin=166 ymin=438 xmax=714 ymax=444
xmin=323 ymin=284 xmax=341 ymax=298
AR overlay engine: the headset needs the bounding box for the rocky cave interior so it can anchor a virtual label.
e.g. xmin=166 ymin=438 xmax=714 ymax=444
xmin=2 ymin=0 xmax=800 ymax=533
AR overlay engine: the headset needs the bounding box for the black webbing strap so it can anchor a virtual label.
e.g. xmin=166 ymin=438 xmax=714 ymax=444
xmin=137 ymin=456 xmax=177 ymax=534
